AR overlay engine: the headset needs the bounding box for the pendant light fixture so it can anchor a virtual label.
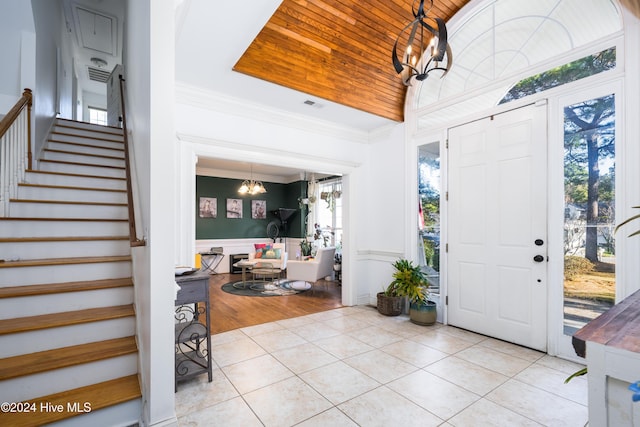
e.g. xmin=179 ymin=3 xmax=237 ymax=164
xmin=392 ymin=0 xmax=453 ymax=86
xmin=238 ymin=165 xmax=267 ymax=195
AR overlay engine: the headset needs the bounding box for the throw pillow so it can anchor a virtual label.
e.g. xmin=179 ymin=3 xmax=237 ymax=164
xmin=263 ymin=248 xmax=281 ymax=259
xmin=254 ymin=243 xmax=271 ymax=259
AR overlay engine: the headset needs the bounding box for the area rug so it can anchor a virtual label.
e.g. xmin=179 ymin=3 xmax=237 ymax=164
xmin=221 ymin=280 xmax=311 ymax=297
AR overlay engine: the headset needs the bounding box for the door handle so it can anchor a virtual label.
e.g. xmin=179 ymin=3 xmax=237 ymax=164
xmin=533 ymin=255 xmax=544 ymax=262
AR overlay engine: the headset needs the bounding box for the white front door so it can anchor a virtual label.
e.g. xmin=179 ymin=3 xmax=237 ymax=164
xmin=448 ymin=103 xmax=548 ymax=351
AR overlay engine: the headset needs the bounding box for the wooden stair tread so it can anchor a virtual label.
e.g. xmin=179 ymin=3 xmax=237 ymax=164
xmin=0 ymin=255 xmax=131 ymax=268
xmin=45 ymin=148 xmax=125 ymax=161
xmin=0 ymin=278 xmax=133 ymax=298
xmin=18 ymin=182 xmax=126 ymax=193
xmin=51 ymin=131 xmax=124 ymax=144
xmin=0 ymin=375 xmax=140 ymax=427
xmin=48 ymin=138 xmax=125 ymax=152
xmin=0 ymin=336 xmax=137 ymax=380
xmin=0 ymin=304 xmax=134 ymax=335
xmin=0 ymin=216 xmax=128 ymax=222
xmin=0 ymin=236 xmax=128 ymax=243
xmin=9 ymin=198 xmax=127 ymax=207
xmin=39 ymin=159 xmax=125 ymax=170
xmin=25 ymin=169 xmax=126 ymax=181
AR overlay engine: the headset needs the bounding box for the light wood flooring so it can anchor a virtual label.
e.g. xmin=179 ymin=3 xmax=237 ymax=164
xmin=208 ymin=273 xmax=343 ymax=334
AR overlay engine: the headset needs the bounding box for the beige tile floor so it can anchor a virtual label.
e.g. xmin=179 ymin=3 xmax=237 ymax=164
xmin=176 ymin=306 xmax=588 ymax=427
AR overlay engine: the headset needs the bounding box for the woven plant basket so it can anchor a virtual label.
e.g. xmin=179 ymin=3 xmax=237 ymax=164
xmin=377 ymin=292 xmax=403 ymax=316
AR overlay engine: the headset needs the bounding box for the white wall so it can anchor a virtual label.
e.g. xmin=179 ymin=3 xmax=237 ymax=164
xmin=57 ymin=14 xmax=74 ymax=121
xmin=125 ymin=0 xmax=177 ymax=426
xmin=354 ymin=125 xmax=408 ymax=305
xmin=31 ymin=0 xmax=63 ymax=159
xmin=175 ymin=88 xmax=407 ymax=307
xmin=618 ymin=5 xmax=640 ymax=300
xmin=0 ymin=1 xmax=34 ymax=113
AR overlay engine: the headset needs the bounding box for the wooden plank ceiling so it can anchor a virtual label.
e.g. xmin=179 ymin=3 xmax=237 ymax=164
xmin=233 ymin=0 xmax=470 ymax=123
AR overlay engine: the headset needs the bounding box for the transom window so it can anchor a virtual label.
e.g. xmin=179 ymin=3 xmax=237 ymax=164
xmin=500 ymin=47 xmax=616 ymax=104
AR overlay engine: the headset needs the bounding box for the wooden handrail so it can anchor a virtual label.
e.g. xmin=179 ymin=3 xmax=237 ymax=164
xmin=0 ymin=89 xmax=32 ymax=169
xmin=118 ymin=76 xmax=146 ymax=247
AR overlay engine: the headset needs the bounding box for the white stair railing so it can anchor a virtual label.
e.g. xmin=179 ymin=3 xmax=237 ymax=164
xmin=0 ymin=88 xmax=32 ymax=217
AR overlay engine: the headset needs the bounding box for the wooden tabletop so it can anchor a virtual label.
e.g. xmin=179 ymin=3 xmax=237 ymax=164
xmin=573 ymin=288 xmax=640 ymax=358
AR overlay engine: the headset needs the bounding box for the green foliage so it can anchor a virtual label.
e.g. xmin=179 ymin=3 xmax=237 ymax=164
xmin=564 ymin=256 xmax=595 ymax=280
xmin=300 ymin=238 xmax=312 ymax=257
xmin=564 ymin=367 xmax=588 ymax=384
xmin=423 ymin=238 xmax=435 ymax=267
xmin=501 ymin=47 xmax=616 ymax=104
xmin=389 ymin=259 xmax=429 ymax=303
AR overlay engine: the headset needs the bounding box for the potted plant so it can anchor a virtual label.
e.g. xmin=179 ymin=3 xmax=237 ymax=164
xmin=377 ymin=281 xmax=404 ymax=316
xmin=300 ymin=238 xmax=312 ymax=257
xmin=392 ymin=259 xmax=437 ymax=325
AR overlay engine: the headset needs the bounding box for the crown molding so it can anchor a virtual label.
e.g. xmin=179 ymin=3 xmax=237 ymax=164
xmin=178 ymin=132 xmax=361 ymax=177
xmin=175 ymin=82 xmax=370 ymax=144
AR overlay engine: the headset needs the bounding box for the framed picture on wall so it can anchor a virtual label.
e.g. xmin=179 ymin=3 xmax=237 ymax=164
xmin=199 ymin=197 xmax=217 ymax=218
xmin=226 ymin=198 xmax=243 ymax=218
xmin=252 ymin=200 xmax=266 ymax=219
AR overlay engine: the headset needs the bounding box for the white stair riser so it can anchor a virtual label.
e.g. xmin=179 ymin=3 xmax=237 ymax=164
xmin=53 ymin=125 xmax=124 ymax=140
xmin=49 ymin=135 xmax=124 ymax=150
xmin=47 ymin=141 xmax=125 ymax=157
xmin=0 ymin=287 xmax=134 ymax=319
xmin=42 ymin=150 xmax=125 ymax=168
xmin=24 ymin=172 xmax=126 ymax=191
xmin=0 ymin=261 xmax=132 ymax=287
xmin=0 ymin=317 xmax=135 ymax=358
xmin=0 ymin=240 xmax=130 ymax=260
xmin=47 ymin=399 xmax=141 ymax=427
xmin=0 ymin=220 xmax=128 ymax=238
xmin=39 ymin=161 xmax=126 ymax=178
xmin=55 ymin=120 xmax=124 ymax=135
xmin=9 ymin=202 xmax=127 ymax=219
xmin=0 ymin=353 xmax=138 ymax=402
xmin=17 ymin=185 xmax=127 ymax=204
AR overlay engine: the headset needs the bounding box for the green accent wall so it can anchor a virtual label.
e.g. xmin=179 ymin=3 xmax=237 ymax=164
xmin=196 ymin=176 xmax=307 ymax=240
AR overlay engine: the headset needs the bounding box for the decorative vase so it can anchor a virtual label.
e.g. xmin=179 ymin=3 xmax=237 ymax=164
xmin=377 ymin=292 xmax=403 ymax=316
xmin=409 ymin=300 xmax=437 ymax=325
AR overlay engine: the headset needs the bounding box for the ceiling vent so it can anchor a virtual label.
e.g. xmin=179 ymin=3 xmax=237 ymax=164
xmin=88 ymin=66 xmax=111 ymax=83
xmin=303 ymin=99 xmax=323 ymax=108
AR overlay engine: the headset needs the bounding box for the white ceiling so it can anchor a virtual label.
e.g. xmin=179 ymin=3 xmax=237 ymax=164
xmin=63 ymin=0 xmax=125 ymax=96
xmin=196 ymin=158 xmax=333 ymax=184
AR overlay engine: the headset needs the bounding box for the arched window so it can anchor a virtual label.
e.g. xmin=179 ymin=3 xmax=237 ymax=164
xmin=413 ymin=0 xmax=622 ymax=130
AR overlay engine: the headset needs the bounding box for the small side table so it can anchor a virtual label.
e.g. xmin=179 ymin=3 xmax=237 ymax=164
xmin=199 ymin=247 xmax=224 ymax=274
xmin=175 ymin=270 xmax=212 ymax=391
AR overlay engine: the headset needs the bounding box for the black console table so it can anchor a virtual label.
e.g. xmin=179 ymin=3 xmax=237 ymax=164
xmin=175 ymin=270 xmax=212 ymax=391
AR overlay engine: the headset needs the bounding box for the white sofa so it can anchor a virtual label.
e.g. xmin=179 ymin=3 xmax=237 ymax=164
xmin=248 ymin=242 xmax=288 ymax=276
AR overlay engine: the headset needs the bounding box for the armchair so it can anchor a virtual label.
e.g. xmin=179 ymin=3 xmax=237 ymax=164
xmin=286 ymin=247 xmax=336 ymax=294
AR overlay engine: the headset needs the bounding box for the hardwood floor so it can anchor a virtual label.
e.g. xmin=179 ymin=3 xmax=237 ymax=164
xmin=208 ymin=273 xmax=343 ymax=334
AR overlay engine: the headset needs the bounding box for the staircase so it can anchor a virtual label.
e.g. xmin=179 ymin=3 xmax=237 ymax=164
xmin=0 ymin=119 xmax=141 ymax=427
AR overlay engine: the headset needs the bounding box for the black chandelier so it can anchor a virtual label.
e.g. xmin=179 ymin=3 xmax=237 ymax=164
xmin=392 ymin=0 xmax=453 ymax=86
